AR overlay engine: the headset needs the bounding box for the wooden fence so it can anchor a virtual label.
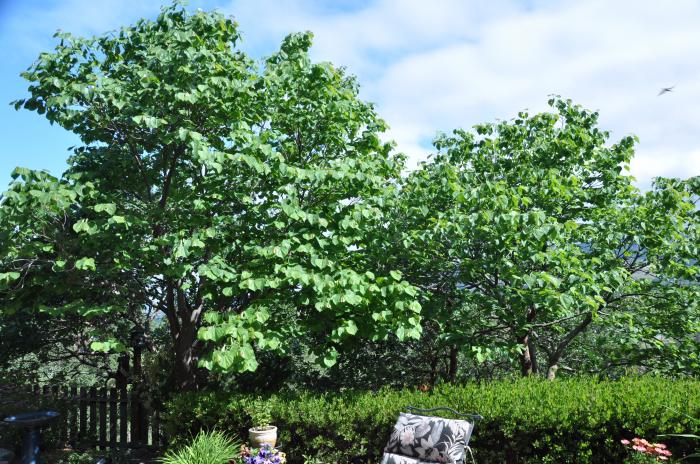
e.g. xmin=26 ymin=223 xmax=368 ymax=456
xmin=28 ymin=384 xmax=162 ymax=450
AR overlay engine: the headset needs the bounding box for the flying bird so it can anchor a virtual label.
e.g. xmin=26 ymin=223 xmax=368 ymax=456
xmin=658 ymin=85 xmax=675 ymax=96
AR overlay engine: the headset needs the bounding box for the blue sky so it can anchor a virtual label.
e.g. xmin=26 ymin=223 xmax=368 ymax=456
xmin=1 ymin=0 xmax=699 ymax=189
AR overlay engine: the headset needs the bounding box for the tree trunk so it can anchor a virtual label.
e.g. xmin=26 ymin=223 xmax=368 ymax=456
xmin=545 ymin=312 xmax=593 ymax=380
xmin=519 ymin=333 xmax=535 ymax=376
xmin=519 ymin=307 xmax=539 ymax=376
xmin=165 ymin=283 xmax=203 ymax=391
xmin=173 ymin=318 xmax=199 ymax=390
xmin=447 ymin=346 xmax=459 ymax=382
xmin=115 ymin=354 xmax=129 ymax=390
xmin=529 ymin=337 xmax=539 ymax=374
xmin=428 ymin=354 xmax=439 ymax=387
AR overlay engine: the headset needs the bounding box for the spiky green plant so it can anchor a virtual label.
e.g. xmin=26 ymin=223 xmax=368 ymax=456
xmin=159 ymin=430 xmax=240 ymax=464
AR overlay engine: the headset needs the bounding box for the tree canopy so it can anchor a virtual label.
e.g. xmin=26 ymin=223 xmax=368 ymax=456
xmin=0 ymin=4 xmax=421 ymax=389
xmin=1 ymin=4 xmax=697 ymax=391
xmin=389 ymin=99 xmax=699 ymax=379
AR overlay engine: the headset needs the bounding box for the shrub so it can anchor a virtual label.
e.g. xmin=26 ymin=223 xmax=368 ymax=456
xmin=163 ymin=377 xmax=700 ymax=463
xmin=246 ymin=397 xmax=273 ymax=429
xmin=159 ymin=430 xmax=241 ymax=464
xmin=55 ymin=451 xmax=100 ymax=464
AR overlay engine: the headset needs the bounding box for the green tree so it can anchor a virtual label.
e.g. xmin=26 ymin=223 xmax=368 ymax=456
xmin=0 ymin=4 xmax=421 ymax=389
xmin=391 ymin=99 xmax=699 ymax=379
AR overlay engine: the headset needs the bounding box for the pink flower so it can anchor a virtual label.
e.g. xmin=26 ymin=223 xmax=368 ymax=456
xmin=621 ymin=436 xmax=672 ymax=460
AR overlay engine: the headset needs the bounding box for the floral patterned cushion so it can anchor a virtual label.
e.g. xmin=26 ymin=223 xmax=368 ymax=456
xmin=384 ymin=413 xmax=473 ymax=463
xmin=380 ymin=452 xmax=426 ymax=464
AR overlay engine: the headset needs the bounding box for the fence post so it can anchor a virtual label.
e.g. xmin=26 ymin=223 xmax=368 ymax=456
xmin=141 ymin=395 xmax=149 ymax=445
xmin=152 ymin=409 xmax=161 ymax=449
xmin=52 ymin=385 xmax=66 ymax=445
xmin=119 ymin=386 xmax=128 ymax=446
xmin=89 ymin=386 xmax=97 ymax=444
xmin=69 ymin=385 xmax=78 ymax=447
xmin=79 ymin=386 xmax=88 ymax=445
xmin=109 ymin=388 xmax=118 ymax=447
xmin=99 ymin=387 xmax=107 ymax=449
xmin=130 ymin=389 xmax=141 ymax=445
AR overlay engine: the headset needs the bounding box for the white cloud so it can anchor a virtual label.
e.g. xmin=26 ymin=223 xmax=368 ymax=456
xmin=4 ymin=0 xmax=699 ymax=188
xmin=632 ymin=148 xmax=700 ymax=190
xmin=223 ymin=0 xmax=700 ymax=185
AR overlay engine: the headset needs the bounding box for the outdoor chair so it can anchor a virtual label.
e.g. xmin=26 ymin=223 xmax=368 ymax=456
xmin=381 ymin=406 xmax=482 ymax=464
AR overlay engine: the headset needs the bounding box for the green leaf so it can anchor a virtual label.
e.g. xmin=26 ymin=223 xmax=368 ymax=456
xmin=0 ymin=272 xmax=20 ymax=286
xmin=94 ymin=203 xmax=117 ymax=215
xmin=322 ymin=348 xmax=339 ymax=368
xmin=91 ymin=339 xmax=126 ymax=353
xmin=396 ymin=326 xmax=406 ymax=341
xmin=72 ymin=219 xmax=95 ymax=234
xmin=344 ymin=320 xmax=358 ymax=335
xmin=75 ymin=257 xmax=96 ymax=271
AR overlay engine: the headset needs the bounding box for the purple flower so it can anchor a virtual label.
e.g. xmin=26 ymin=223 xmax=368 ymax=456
xmin=241 ymin=444 xmax=285 ymax=464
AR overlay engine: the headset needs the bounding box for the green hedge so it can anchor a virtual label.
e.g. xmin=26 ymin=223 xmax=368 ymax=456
xmin=163 ymin=377 xmax=700 ymax=463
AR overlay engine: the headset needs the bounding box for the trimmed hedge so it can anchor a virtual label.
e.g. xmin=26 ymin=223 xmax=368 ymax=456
xmin=163 ymin=377 xmax=700 ymax=463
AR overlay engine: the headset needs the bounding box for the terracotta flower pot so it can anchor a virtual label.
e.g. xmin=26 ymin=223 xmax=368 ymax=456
xmin=248 ymin=425 xmax=277 ymax=448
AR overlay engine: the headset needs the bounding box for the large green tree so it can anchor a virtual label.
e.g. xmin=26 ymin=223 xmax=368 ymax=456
xmin=391 ymin=99 xmax=699 ymax=380
xmin=0 ymin=4 xmax=421 ymax=389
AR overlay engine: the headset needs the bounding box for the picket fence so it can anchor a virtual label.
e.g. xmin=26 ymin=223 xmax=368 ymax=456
xmin=27 ymin=384 xmax=162 ymax=450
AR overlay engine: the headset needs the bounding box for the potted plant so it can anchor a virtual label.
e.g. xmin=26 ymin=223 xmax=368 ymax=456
xmin=246 ymin=398 xmax=277 ymax=448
